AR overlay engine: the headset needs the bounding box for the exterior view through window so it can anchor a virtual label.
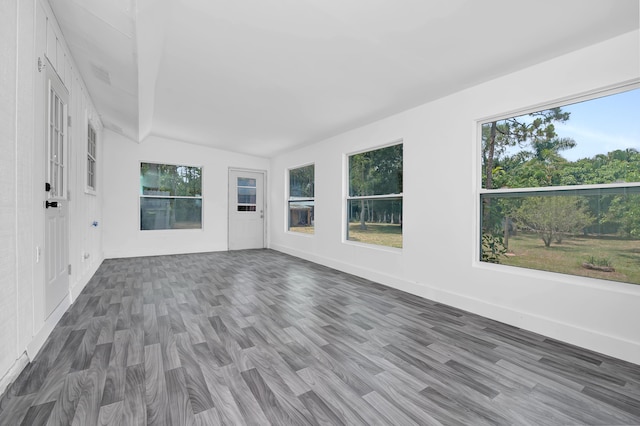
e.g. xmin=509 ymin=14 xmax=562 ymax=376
xmin=140 ymin=162 xmax=202 ymax=230
xmin=288 ymin=164 xmax=314 ymax=233
xmin=480 ymin=87 xmax=640 ymax=285
xmin=348 ymin=143 xmax=403 ymax=248
xmin=87 ymin=124 xmax=97 ymax=191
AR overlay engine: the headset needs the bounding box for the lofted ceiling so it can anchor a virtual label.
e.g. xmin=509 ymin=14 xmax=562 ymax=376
xmin=49 ymin=0 xmax=639 ymax=158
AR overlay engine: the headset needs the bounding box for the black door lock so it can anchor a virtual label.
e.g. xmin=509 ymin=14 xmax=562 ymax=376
xmin=45 ymin=182 xmax=51 ymax=192
xmin=45 ymin=201 xmax=58 ymax=208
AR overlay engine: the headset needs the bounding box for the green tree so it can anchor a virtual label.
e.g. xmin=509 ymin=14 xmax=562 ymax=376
xmin=481 ymin=108 xmax=572 ymax=241
xmin=349 ymin=144 xmax=402 ymax=229
xmin=482 ymin=107 xmax=571 ymax=190
xmin=514 ymin=196 xmax=593 ymax=247
xmin=604 ymin=193 xmax=640 ymax=238
xmin=289 ymin=165 xmax=314 ymax=198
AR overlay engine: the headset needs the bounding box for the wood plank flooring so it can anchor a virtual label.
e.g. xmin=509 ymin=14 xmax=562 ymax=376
xmin=1 ymin=249 xmax=639 ymax=425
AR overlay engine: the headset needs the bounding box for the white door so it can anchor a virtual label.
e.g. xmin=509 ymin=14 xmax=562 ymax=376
xmin=44 ymin=61 xmax=70 ymax=317
xmin=228 ymin=169 xmax=265 ymax=250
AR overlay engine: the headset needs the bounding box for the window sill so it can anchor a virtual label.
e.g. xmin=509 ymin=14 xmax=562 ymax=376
xmin=473 ymin=259 xmax=640 ymax=295
xmin=286 ymin=230 xmax=315 ymax=237
xmin=342 ymin=239 xmax=403 ymax=253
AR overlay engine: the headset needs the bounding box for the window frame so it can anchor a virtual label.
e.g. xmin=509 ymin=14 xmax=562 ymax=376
xmin=139 ymin=161 xmax=204 ymax=231
xmin=345 ymin=140 xmax=403 ymax=250
xmin=86 ymin=121 xmax=97 ymax=194
xmin=287 ymin=163 xmax=315 ymax=234
xmin=475 ymin=82 xmax=640 ymax=285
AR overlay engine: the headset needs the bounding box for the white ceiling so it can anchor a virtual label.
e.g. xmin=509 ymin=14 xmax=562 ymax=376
xmin=49 ymin=0 xmax=639 ymax=158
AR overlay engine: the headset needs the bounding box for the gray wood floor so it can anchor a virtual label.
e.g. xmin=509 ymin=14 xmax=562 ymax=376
xmin=1 ymin=249 xmax=639 ymax=425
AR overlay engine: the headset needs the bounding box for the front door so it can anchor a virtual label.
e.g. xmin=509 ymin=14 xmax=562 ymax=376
xmin=44 ymin=61 xmax=69 ymax=317
xmin=228 ymin=169 xmax=265 ymax=250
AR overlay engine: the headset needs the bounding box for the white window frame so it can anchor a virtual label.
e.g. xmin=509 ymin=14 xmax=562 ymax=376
xmin=86 ymin=121 xmax=97 ymax=194
xmin=475 ymin=82 xmax=640 ymax=285
xmin=345 ymin=140 xmax=403 ymax=250
xmin=139 ymin=161 xmax=204 ymax=231
xmin=287 ymin=163 xmax=315 ymax=234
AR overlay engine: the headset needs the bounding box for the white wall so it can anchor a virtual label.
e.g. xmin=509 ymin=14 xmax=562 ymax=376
xmin=0 ymin=0 xmax=104 ymax=395
xmin=0 ymin=0 xmax=21 ymax=390
xmin=270 ymin=30 xmax=640 ymax=365
xmin=102 ymin=133 xmax=270 ymax=258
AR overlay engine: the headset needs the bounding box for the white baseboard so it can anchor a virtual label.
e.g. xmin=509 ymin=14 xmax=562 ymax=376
xmin=26 ymin=255 xmax=104 ymax=361
xmin=70 ymin=256 xmax=104 ymax=300
xmin=0 ymin=352 xmax=29 ymax=398
xmin=104 ymin=245 xmax=228 ymax=260
xmin=25 ymin=295 xmax=70 ymax=361
xmin=271 ymin=243 xmax=640 ymax=366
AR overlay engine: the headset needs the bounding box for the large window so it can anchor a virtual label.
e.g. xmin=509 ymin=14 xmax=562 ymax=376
xmin=347 ymin=143 xmax=403 ymax=248
xmin=140 ymin=162 xmax=202 ymax=230
xmin=288 ymin=164 xmax=314 ymax=233
xmin=87 ymin=124 xmax=97 ymax=192
xmin=480 ymin=86 xmax=640 ymax=285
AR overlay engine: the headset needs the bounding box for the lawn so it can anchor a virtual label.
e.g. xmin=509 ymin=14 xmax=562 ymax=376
xmin=500 ymin=231 xmax=640 ymax=285
xmin=348 ymin=222 xmax=402 ymax=248
xmin=289 ymin=225 xmax=314 ymax=234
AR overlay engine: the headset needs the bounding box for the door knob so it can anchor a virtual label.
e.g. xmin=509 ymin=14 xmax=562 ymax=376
xmin=45 ymin=201 xmax=58 ymax=208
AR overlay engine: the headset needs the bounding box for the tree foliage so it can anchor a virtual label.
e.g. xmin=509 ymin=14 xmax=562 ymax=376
xmin=604 ymin=193 xmax=640 ymax=238
xmin=481 ymin=234 xmax=507 ymax=263
xmin=349 ymin=144 xmax=403 ymax=229
xmin=349 ymin=144 xmax=402 ymax=196
xmin=289 ymin=165 xmax=314 ymax=198
xmin=482 ymin=107 xmax=572 ymax=190
xmin=481 ymin=99 xmax=640 ymax=244
xmin=139 ymin=163 xmax=202 ymax=229
xmin=514 ymin=196 xmax=593 ymax=247
xmin=140 ymin=162 xmax=202 ymax=196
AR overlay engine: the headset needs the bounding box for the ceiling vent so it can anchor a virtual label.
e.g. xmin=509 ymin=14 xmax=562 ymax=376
xmin=91 ymin=63 xmax=111 ymax=86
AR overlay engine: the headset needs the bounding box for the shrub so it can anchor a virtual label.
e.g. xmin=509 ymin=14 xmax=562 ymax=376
xmin=482 ymin=234 xmax=507 ymax=264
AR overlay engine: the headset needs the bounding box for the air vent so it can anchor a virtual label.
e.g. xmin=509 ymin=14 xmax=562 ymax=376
xmin=103 ymin=120 xmax=125 ymax=135
xmin=90 ymin=63 xmax=111 ymax=85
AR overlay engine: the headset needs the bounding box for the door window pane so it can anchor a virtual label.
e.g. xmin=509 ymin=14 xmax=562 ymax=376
xmin=238 ymin=177 xmax=256 ymax=187
xmin=237 ymin=187 xmax=257 ymax=204
xmin=237 ymin=177 xmax=257 ymax=211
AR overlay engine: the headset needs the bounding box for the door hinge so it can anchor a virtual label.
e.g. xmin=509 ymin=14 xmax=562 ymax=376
xmin=68 ymin=264 xmax=72 ymax=275
xmin=37 ymin=57 xmax=46 ymax=73
xmin=68 ymin=116 xmax=72 ymax=126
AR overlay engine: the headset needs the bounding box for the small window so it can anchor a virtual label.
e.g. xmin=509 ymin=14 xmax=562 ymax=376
xmin=288 ymin=164 xmax=314 ymax=233
xmin=237 ymin=177 xmax=257 ymax=211
xmin=140 ymin=162 xmax=202 ymax=230
xmin=347 ymin=143 xmax=403 ymax=248
xmin=87 ymin=124 xmax=97 ymax=191
xmin=480 ymin=87 xmax=640 ymax=285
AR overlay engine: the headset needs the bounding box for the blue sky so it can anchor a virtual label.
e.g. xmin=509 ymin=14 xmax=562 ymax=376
xmin=501 ymin=87 xmax=639 ymax=162
xmin=555 ymin=88 xmax=640 ymax=161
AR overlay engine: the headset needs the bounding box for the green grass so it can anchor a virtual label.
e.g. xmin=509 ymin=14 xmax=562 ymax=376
xmin=348 ymin=223 xmax=402 ymax=248
xmin=499 ymin=231 xmax=640 ymax=285
xmin=289 ymin=225 xmax=314 ymax=234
